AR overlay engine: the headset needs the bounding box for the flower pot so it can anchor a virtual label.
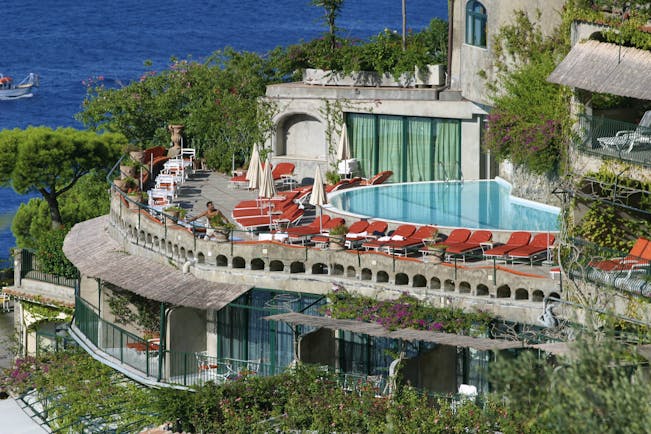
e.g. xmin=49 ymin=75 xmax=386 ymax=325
xmin=129 ymin=150 xmax=146 ymax=164
xmin=113 ymin=178 xmax=128 ymax=191
xmin=166 ymin=209 xmax=180 ymax=220
xmin=211 ymin=227 xmax=231 ymax=243
xmin=329 ymin=235 xmax=346 ymax=251
xmin=120 ymin=164 xmax=138 ymax=179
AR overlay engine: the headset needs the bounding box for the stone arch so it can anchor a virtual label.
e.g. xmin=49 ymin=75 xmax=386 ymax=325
xmin=312 ymin=263 xmax=328 ymax=275
xmin=332 ymin=264 xmax=344 ymax=276
xmin=173 ymin=244 xmax=180 ymax=257
xmin=232 ymin=257 xmax=246 ymax=269
xmin=270 ymin=260 xmax=284 ymax=272
xmin=146 ymin=233 xmax=153 ymax=245
xmin=476 ymin=284 xmax=489 ymax=296
xmin=376 ymin=271 xmax=389 ymax=283
xmin=444 ymin=279 xmax=455 ymax=292
xmin=532 ymin=290 xmax=544 ymax=302
xmin=430 ymin=277 xmax=441 ymax=290
xmin=346 ymin=266 xmax=356 ymax=278
xmin=180 ymin=247 xmax=186 ymax=260
xmin=549 ymin=292 xmax=561 ymax=300
xmin=187 ymin=250 xmax=194 ymax=261
xmin=216 ymin=255 xmax=228 ymax=267
xmin=290 ymin=262 xmax=306 ymax=274
xmin=139 ymin=230 xmax=146 ymax=243
xmin=167 ymin=241 xmax=173 ymax=255
xmin=496 ymin=285 xmax=511 ymax=298
xmin=412 ymin=274 xmax=426 ymax=288
xmin=395 ymin=273 xmax=409 ymax=286
xmin=251 ymin=258 xmax=265 ymax=270
xmin=459 ymin=281 xmax=471 ymax=294
xmin=361 ymin=268 xmax=372 ymax=281
xmin=515 ymin=288 xmax=529 ymax=300
xmin=153 ymin=236 xmax=160 ymax=249
xmin=197 ymin=252 xmax=206 ymax=264
xmin=274 ymin=112 xmax=326 ymax=158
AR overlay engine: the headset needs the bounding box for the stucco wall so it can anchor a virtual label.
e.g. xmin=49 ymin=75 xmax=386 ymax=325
xmin=266 ymin=84 xmax=488 ymax=182
xmin=450 ymin=0 xmax=567 ymax=106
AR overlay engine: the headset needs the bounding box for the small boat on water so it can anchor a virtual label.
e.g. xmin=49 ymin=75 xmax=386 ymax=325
xmin=0 ymin=73 xmax=39 ymax=99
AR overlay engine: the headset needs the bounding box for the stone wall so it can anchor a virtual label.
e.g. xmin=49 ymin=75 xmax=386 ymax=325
xmin=499 ymin=161 xmax=562 ymax=207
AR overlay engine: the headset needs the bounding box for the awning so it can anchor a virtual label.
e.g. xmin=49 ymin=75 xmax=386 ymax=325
xmin=63 ymin=216 xmax=252 ymax=310
xmin=548 ymin=40 xmax=651 ymax=100
xmin=264 ymin=312 xmax=525 ymax=351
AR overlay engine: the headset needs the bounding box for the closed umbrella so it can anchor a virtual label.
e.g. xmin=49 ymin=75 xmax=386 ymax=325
xmin=259 ymin=157 xmax=277 ymax=229
xmin=337 ymin=123 xmax=351 ymax=178
xmin=246 ymin=144 xmax=261 ymax=190
xmin=309 ymin=166 xmax=328 ymax=233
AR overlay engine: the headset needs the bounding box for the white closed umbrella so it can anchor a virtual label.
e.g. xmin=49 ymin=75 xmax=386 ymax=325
xmin=309 ymin=166 xmax=328 ymax=233
xmin=259 ymin=157 xmax=277 ymax=229
xmin=246 ymin=144 xmax=261 ymax=190
xmin=337 ymin=123 xmax=351 ymax=178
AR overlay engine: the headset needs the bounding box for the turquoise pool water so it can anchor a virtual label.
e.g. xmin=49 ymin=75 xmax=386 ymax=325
xmin=327 ymin=179 xmax=560 ymax=232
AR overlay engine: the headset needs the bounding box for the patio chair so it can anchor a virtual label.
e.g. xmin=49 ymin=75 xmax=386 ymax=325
xmin=483 ymin=231 xmax=532 ymax=261
xmin=272 ymin=162 xmax=295 ymax=182
xmin=597 ymin=110 xmax=651 ymax=153
xmin=508 ymin=233 xmax=556 ymax=265
xmin=311 ymin=219 xmax=367 ymax=248
xmin=383 ymin=225 xmax=439 ymax=256
xmin=235 ymin=203 xmax=302 ymax=230
xmin=234 ymin=190 xmax=300 ymax=210
xmin=346 ymin=220 xmax=388 ymax=249
xmin=232 ymin=195 xmax=296 ymax=218
xmin=445 ymin=230 xmax=493 ymax=261
xmin=360 ymin=170 xmax=393 ymax=186
xmin=287 ymin=217 xmax=344 ymax=245
xmin=589 ymin=238 xmax=651 ymax=276
xmin=229 ymin=162 xmax=272 ymax=188
xmin=362 ymin=224 xmax=417 ymax=251
xmin=431 ymin=228 xmax=472 ymax=250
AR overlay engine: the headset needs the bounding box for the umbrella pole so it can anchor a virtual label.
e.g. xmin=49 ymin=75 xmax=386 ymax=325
xmin=319 ymin=206 xmax=323 ymax=233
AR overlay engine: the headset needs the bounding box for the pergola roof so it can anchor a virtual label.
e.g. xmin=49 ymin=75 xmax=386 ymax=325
xmin=264 ymin=312 xmax=526 ymax=351
xmin=63 ymin=216 xmax=251 ymax=310
xmin=548 ymin=40 xmax=651 ymax=100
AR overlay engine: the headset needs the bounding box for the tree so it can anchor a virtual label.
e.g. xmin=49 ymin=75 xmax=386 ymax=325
xmin=12 ymin=170 xmax=113 ymax=249
xmin=77 ymin=51 xmax=277 ymax=173
xmin=0 ymin=127 xmax=124 ymax=229
xmin=311 ymin=0 xmax=345 ymax=51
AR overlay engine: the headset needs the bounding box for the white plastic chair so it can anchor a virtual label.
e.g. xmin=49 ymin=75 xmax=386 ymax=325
xmin=597 ymin=110 xmax=651 ymax=152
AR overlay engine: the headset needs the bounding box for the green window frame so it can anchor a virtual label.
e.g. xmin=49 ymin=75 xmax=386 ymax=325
xmin=347 ymin=113 xmax=461 ymax=182
xmin=465 ymin=1 xmax=487 ymax=48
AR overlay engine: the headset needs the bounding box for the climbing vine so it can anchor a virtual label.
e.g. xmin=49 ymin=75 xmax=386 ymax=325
xmin=106 ymin=289 xmax=160 ymax=335
xmin=22 ymin=301 xmax=72 ymax=331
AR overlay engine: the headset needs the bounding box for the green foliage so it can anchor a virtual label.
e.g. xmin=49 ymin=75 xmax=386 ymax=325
xmin=77 ymin=52 xmax=278 ymax=173
xmin=311 ymin=0 xmax=345 ymax=51
xmin=106 ymin=290 xmax=160 ymax=334
xmin=12 ymin=170 xmax=110 ymax=250
xmin=484 ymin=10 xmax=572 ymax=175
xmin=268 ymin=18 xmax=448 ymax=80
xmin=0 ymin=127 xmax=122 ymax=229
xmin=36 ymin=229 xmax=79 ymax=279
xmin=1 ymin=350 xmax=158 ymax=432
xmin=490 ymin=333 xmax=651 ymax=433
xmin=323 ymin=289 xmax=492 ymax=334
xmin=571 ymin=2 xmax=651 ymax=50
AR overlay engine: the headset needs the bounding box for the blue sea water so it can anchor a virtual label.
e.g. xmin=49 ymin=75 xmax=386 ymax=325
xmin=0 ymin=0 xmax=448 ymax=261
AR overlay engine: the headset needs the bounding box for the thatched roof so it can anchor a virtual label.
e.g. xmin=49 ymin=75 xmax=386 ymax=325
xmin=264 ymin=312 xmax=525 ymax=351
xmin=63 ymin=216 xmax=251 ymax=310
xmin=548 ymin=40 xmax=651 ymax=100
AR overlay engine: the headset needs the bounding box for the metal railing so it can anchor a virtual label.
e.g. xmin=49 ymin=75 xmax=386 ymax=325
xmin=75 ymin=295 xmax=276 ymax=387
xmin=20 ymin=249 xmax=79 ymax=288
xmin=575 ymin=114 xmax=651 ymax=167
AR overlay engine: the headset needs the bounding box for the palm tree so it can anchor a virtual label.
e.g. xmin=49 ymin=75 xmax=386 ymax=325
xmin=312 ymin=0 xmax=345 ymax=51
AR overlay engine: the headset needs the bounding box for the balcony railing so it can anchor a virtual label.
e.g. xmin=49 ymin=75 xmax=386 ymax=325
xmin=74 ymin=295 xmax=278 ymax=387
xmin=575 ymin=114 xmax=651 ymax=167
xmin=20 ymin=249 xmax=79 ymax=288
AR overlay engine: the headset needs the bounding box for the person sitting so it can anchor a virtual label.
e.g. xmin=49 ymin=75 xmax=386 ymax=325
xmin=187 ymin=201 xmax=226 ymax=224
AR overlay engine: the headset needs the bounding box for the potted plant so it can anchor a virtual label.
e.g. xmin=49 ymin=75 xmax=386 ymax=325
xmin=114 ymin=176 xmax=136 ymax=192
xmin=164 ymin=205 xmax=187 ymax=221
xmin=209 ymin=213 xmax=236 ymax=242
xmin=120 ymin=156 xmax=140 ymax=179
xmin=125 ymin=144 xmax=147 ymax=164
xmin=325 ymin=170 xmax=340 ymax=186
xmin=328 ymin=223 xmax=348 ymax=250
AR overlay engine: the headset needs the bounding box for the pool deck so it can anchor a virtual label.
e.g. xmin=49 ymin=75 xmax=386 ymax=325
xmin=167 ymin=169 xmax=557 ymax=280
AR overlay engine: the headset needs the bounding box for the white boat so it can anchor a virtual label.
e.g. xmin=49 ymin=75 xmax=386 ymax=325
xmin=0 ymin=73 xmax=39 ymax=98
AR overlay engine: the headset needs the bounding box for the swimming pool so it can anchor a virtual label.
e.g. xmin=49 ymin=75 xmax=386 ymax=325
xmin=327 ymin=179 xmax=560 ymax=232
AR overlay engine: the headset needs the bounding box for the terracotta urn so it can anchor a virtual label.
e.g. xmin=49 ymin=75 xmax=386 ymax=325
xmin=167 ymin=124 xmax=184 ymax=157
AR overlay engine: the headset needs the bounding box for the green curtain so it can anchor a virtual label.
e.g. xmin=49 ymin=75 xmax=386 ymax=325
xmin=349 ymin=113 xmax=377 ymax=178
xmin=406 ymin=117 xmax=434 ymax=182
xmin=433 ymin=119 xmax=461 ymax=180
xmin=378 ymin=115 xmax=404 ymax=181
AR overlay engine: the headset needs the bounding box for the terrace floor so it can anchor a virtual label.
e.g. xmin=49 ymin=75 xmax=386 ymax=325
xmin=166 ymin=169 xmax=558 ymax=280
